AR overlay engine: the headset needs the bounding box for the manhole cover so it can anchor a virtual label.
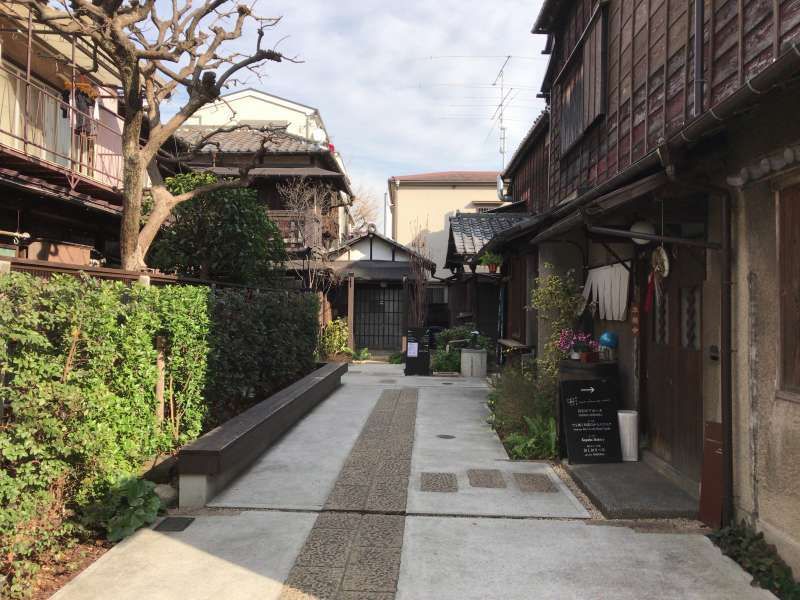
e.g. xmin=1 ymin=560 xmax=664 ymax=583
xmin=154 ymin=517 xmax=194 ymax=532
xmin=441 ymin=382 xmax=454 ymax=385
xmin=379 ymin=379 xmax=397 ymax=384
xmin=437 ymin=434 xmax=456 ymax=439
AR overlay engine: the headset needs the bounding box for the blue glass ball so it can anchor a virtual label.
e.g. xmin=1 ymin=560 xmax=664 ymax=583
xmin=599 ymin=331 xmax=619 ymax=349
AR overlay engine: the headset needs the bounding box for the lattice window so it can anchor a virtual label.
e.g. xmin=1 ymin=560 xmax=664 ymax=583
xmin=652 ymin=293 xmax=668 ymax=346
xmin=680 ymin=286 xmax=701 ymax=351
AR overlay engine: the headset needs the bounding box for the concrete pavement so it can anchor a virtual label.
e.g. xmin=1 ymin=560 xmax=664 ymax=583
xmin=53 ymin=364 xmax=773 ymax=599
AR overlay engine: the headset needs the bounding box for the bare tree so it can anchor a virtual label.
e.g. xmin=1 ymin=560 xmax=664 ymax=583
xmin=349 ymin=186 xmax=380 ymax=235
xmin=13 ymin=0 xmax=296 ymax=270
xmin=407 ymin=220 xmax=431 ymax=329
xmin=276 ymin=176 xmax=337 ymax=293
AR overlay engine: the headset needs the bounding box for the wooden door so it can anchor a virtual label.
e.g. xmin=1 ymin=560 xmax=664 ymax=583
xmin=644 ymin=246 xmax=705 ymax=482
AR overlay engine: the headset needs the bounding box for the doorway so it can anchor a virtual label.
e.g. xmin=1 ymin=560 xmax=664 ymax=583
xmin=643 ymin=245 xmax=706 ymax=482
xmin=354 ymin=284 xmax=403 ymax=351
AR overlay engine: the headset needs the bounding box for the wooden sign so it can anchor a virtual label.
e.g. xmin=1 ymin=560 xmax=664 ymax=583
xmin=560 ymin=379 xmax=622 ymax=463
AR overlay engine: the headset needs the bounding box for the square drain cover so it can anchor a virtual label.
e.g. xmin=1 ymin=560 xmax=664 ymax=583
xmin=421 ymin=472 xmax=458 ymax=493
xmin=467 ymin=469 xmax=507 ymax=489
xmin=154 ymin=517 xmax=195 ymax=532
xmin=513 ymin=473 xmax=557 ymax=493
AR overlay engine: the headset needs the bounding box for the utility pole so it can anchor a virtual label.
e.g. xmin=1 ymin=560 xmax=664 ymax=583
xmin=384 ymin=192 xmax=389 ymax=237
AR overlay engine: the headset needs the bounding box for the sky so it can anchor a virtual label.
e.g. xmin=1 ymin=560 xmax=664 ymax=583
xmin=197 ymin=1 xmax=549 ymax=230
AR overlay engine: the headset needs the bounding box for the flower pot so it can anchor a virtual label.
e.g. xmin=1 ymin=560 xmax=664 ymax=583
xmin=569 ymin=351 xmax=581 ymax=360
xmin=488 ymin=263 xmax=498 ymax=274
xmin=579 ymin=351 xmax=592 ymax=363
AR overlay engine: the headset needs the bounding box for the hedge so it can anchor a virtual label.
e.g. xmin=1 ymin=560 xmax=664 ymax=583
xmin=0 ymin=272 xmax=318 ymax=597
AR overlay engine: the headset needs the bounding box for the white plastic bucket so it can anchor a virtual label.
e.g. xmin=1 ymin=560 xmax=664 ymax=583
xmin=618 ymin=410 xmax=639 ymax=462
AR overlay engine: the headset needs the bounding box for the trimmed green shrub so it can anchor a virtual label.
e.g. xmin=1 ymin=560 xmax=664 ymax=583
xmin=318 ymin=318 xmax=349 ymax=359
xmin=435 ymin=324 xmax=491 ymax=351
xmin=148 ymin=172 xmax=287 ymax=285
xmin=84 ymin=478 xmax=163 ymax=542
xmin=388 ymin=352 xmax=404 ymax=365
xmin=0 ymin=272 xmax=318 ymax=597
xmin=431 ymin=348 xmax=460 ymax=372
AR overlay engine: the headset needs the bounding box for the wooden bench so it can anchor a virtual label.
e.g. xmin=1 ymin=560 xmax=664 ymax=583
xmin=178 ymin=362 xmax=348 ymax=508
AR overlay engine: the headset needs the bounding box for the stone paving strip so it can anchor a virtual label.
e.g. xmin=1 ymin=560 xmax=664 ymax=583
xmin=279 ymin=388 xmax=417 ymax=600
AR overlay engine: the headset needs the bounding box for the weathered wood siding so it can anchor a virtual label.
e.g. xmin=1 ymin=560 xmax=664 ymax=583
xmin=511 ymin=128 xmax=550 ymax=214
xmin=543 ymin=0 xmax=800 ymax=205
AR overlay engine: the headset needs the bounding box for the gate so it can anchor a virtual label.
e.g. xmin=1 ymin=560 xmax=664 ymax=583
xmin=354 ymin=285 xmax=403 ymax=350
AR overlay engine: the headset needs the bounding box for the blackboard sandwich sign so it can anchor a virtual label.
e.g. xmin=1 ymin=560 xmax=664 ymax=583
xmin=560 ymin=379 xmax=622 ymax=463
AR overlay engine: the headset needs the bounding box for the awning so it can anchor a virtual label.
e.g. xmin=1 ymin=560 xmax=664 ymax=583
xmin=529 ymin=172 xmax=669 ymax=245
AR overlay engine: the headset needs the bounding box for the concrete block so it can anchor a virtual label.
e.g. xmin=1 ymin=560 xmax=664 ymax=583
xmin=460 ymin=349 xmax=487 ymax=377
xmin=178 ymin=474 xmax=209 ymax=509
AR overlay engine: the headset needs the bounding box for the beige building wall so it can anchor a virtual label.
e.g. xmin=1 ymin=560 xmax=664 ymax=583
xmin=730 ymin=177 xmax=800 ymax=574
xmin=389 ymin=181 xmax=504 ymax=277
xmin=185 ymin=89 xmax=326 ymax=140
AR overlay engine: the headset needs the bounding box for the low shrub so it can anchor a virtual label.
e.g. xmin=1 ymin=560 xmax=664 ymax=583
xmin=388 ymin=352 xmax=404 ymax=364
xmin=488 ymin=366 xmax=558 ymax=461
xmin=435 ymin=324 xmax=491 ymax=351
xmin=505 ymin=416 xmax=557 ymax=460
xmin=348 ymin=347 xmax=371 ymax=361
xmin=318 ymin=318 xmax=349 ymax=359
xmin=0 ymin=272 xmax=318 ymax=597
xmin=710 ymin=522 xmax=800 ymax=599
xmin=84 ymin=478 xmax=162 ymax=543
xmin=431 ymin=348 xmax=460 ymax=372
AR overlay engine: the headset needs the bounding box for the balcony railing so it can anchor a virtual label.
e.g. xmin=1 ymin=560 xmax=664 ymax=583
xmin=267 ymin=209 xmax=324 ymax=250
xmin=0 ymin=62 xmax=123 ymax=191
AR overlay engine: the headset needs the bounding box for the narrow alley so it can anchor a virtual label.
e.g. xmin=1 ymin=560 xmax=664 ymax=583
xmin=52 ymin=366 xmax=770 ymax=600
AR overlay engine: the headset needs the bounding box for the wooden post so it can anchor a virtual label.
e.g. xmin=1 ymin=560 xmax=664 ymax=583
xmin=155 ymin=336 xmax=166 ymax=424
xmin=347 ymin=273 xmax=355 ymax=350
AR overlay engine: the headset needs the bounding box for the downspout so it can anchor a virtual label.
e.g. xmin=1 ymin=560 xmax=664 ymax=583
xmin=693 ymin=0 xmax=705 ymax=116
xmin=720 ymin=190 xmax=734 ymax=525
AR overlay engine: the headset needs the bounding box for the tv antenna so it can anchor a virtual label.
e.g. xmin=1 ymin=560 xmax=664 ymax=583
xmin=493 ymin=56 xmax=512 ymax=168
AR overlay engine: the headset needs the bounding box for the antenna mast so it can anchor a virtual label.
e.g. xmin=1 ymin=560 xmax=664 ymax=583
xmin=493 ymin=55 xmax=512 ymax=169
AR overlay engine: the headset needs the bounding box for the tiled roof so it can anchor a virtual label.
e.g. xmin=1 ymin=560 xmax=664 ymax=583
xmin=390 ymin=171 xmax=499 ymax=184
xmin=176 ymin=125 xmax=327 ymax=154
xmin=449 ymin=212 xmax=529 ymax=257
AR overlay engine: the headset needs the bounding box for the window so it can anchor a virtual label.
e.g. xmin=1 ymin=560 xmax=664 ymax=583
xmin=779 ymin=184 xmax=800 ymax=395
xmin=558 ymin=10 xmax=606 ymax=155
xmin=426 ymin=286 xmax=447 ymax=305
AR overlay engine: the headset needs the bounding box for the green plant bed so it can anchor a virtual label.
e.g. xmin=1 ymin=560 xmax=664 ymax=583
xmin=0 ymin=272 xmax=318 ymax=597
xmin=710 ymin=522 xmax=800 ymax=599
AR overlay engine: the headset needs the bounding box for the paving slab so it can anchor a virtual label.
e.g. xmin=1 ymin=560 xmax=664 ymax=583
xmin=209 ymin=380 xmax=380 ymax=510
xmin=568 ymin=461 xmax=698 ymax=519
xmin=398 ymin=517 xmax=775 ymax=600
xmin=407 ymin=385 xmax=589 ymax=519
xmin=53 ymin=511 xmax=316 ymax=600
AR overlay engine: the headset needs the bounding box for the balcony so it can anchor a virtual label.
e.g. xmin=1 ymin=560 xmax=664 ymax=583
xmin=267 ymin=209 xmax=327 ymax=252
xmin=0 ymin=62 xmax=124 ymax=202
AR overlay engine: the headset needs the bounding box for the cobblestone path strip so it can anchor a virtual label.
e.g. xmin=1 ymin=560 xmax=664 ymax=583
xmin=279 ymin=389 xmax=418 ymax=600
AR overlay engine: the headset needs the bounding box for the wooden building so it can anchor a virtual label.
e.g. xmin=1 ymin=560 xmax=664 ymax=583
xmin=0 ymin=5 xmax=124 ymax=265
xmin=479 ymin=0 xmax=800 ymax=568
xmin=328 ymin=229 xmax=435 ymax=352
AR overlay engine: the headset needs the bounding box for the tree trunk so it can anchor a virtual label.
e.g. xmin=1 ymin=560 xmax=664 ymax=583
xmin=118 ymin=61 xmax=147 ymax=271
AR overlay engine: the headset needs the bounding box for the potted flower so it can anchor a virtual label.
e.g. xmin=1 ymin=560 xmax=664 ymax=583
xmin=557 ymin=329 xmax=600 ymax=363
xmin=479 ymin=251 xmax=503 ymax=274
